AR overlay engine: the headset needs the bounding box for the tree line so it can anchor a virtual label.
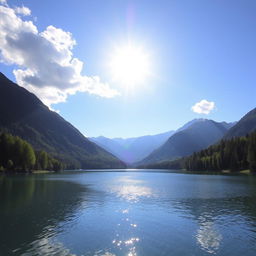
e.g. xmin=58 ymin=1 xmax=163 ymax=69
xmin=185 ymin=131 xmax=256 ymax=172
xmin=0 ymin=133 xmax=64 ymax=172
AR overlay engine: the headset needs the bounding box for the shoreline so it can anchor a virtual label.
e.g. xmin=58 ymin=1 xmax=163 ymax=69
xmin=0 ymin=169 xmax=55 ymax=175
xmin=0 ymin=168 xmax=254 ymax=175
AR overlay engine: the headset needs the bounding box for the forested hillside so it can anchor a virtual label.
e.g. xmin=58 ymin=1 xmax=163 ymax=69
xmin=0 ymin=133 xmax=63 ymax=172
xmin=0 ymin=73 xmax=125 ymax=169
xmin=185 ymin=131 xmax=256 ymax=172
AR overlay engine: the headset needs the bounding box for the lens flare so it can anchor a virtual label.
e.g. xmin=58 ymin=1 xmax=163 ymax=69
xmin=109 ymin=44 xmax=150 ymax=87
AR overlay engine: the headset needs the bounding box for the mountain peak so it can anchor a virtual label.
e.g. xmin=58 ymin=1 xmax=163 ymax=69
xmin=137 ymin=119 xmax=232 ymax=166
xmin=90 ymin=130 xmax=175 ymax=163
xmin=176 ymin=118 xmax=210 ymax=132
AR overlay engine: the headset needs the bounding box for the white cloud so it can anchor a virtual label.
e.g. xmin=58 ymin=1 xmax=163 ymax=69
xmin=14 ymin=6 xmax=31 ymax=16
xmin=0 ymin=0 xmax=7 ymax=5
xmin=191 ymin=99 xmax=215 ymax=114
xmin=0 ymin=4 xmax=119 ymax=106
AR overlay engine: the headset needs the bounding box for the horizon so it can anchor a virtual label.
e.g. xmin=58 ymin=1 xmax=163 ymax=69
xmin=0 ymin=70 xmax=240 ymax=140
xmin=0 ymin=0 xmax=255 ymax=138
xmin=89 ymin=117 xmax=238 ymax=139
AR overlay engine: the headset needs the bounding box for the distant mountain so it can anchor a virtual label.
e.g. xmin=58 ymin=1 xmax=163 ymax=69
xmin=175 ymin=118 xmax=206 ymax=132
xmin=137 ymin=119 xmax=234 ymax=166
xmin=89 ymin=136 xmax=128 ymax=161
xmin=224 ymin=108 xmax=256 ymax=139
xmin=0 ymin=72 xmax=125 ymax=169
xmin=90 ymin=130 xmax=175 ymax=163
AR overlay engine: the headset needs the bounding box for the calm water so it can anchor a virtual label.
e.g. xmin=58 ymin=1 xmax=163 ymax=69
xmin=1 ymin=170 xmax=256 ymax=256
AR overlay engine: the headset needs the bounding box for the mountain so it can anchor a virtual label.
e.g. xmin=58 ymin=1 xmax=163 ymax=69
xmin=224 ymin=108 xmax=256 ymax=139
xmin=137 ymin=119 xmax=234 ymax=166
xmin=90 ymin=130 xmax=175 ymax=163
xmin=175 ymin=118 xmax=205 ymax=132
xmin=0 ymin=72 xmax=125 ymax=169
xmin=89 ymin=136 xmax=128 ymax=161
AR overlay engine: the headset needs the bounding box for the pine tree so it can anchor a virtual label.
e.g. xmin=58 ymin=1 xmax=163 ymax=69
xmin=247 ymin=133 xmax=256 ymax=171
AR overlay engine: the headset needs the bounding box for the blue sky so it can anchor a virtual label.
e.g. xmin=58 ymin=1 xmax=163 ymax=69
xmin=1 ymin=0 xmax=256 ymax=138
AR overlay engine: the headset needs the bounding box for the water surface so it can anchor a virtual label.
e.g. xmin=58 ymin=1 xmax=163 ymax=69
xmin=1 ymin=170 xmax=256 ymax=256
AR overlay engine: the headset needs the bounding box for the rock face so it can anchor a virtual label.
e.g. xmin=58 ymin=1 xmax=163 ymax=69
xmin=0 ymin=72 xmax=125 ymax=169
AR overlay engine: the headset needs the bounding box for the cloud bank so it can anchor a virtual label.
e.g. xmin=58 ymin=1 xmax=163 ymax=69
xmin=0 ymin=2 xmax=119 ymax=106
xmin=191 ymin=99 xmax=215 ymax=114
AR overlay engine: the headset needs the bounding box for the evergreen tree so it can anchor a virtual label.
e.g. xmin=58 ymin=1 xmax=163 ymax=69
xmin=247 ymin=133 xmax=256 ymax=171
xmin=184 ymin=131 xmax=256 ymax=172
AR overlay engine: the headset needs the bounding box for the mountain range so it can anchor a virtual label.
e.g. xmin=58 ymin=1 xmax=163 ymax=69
xmin=90 ymin=130 xmax=174 ymax=163
xmin=1 ymin=72 xmax=256 ymax=171
xmin=90 ymin=119 xmax=212 ymax=164
xmin=91 ymin=119 xmax=236 ymax=165
xmin=136 ymin=119 xmax=235 ymax=165
xmin=140 ymin=108 xmax=256 ymax=169
xmin=0 ymin=72 xmax=125 ymax=169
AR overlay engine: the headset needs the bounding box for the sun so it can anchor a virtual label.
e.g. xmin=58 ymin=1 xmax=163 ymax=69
xmin=109 ymin=44 xmax=150 ymax=87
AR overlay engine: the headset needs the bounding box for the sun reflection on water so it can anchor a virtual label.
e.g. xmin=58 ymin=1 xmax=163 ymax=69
xmin=116 ymin=185 xmax=152 ymax=202
xmin=196 ymin=216 xmax=222 ymax=254
xmin=112 ymin=234 xmax=140 ymax=256
xmin=109 ymin=175 xmax=145 ymax=256
xmin=112 ymin=210 xmax=140 ymax=256
xmin=110 ymin=176 xmax=152 ymax=203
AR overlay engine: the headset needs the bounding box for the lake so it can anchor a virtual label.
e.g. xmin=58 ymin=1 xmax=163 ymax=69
xmin=1 ymin=170 xmax=256 ymax=256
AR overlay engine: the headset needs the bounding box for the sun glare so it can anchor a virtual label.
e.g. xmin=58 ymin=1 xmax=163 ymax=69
xmin=109 ymin=44 xmax=150 ymax=87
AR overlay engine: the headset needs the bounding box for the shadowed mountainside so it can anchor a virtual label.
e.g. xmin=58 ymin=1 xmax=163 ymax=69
xmin=224 ymin=108 xmax=256 ymax=139
xmin=137 ymin=119 xmax=234 ymax=166
xmin=0 ymin=72 xmax=125 ymax=169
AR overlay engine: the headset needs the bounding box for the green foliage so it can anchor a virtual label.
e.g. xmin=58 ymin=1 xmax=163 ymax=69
xmin=22 ymin=142 xmax=36 ymax=170
xmin=50 ymin=158 xmax=63 ymax=171
xmin=185 ymin=131 xmax=256 ymax=172
xmin=35 ymin=151 xmax=48 ymax=170
xmin=0 ymin=132 xmax=64 ymax=172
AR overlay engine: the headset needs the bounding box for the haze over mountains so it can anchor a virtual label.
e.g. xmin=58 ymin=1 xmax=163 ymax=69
xmin=90 ymin=120 xmax=210 ymax=164
xmin=91 ymin=119 xmax=236 ymax=165
xmin=90 ymin=130 xmax=174 ymax=163
xmin=0 ymin=73 xmax=125 ymax=169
